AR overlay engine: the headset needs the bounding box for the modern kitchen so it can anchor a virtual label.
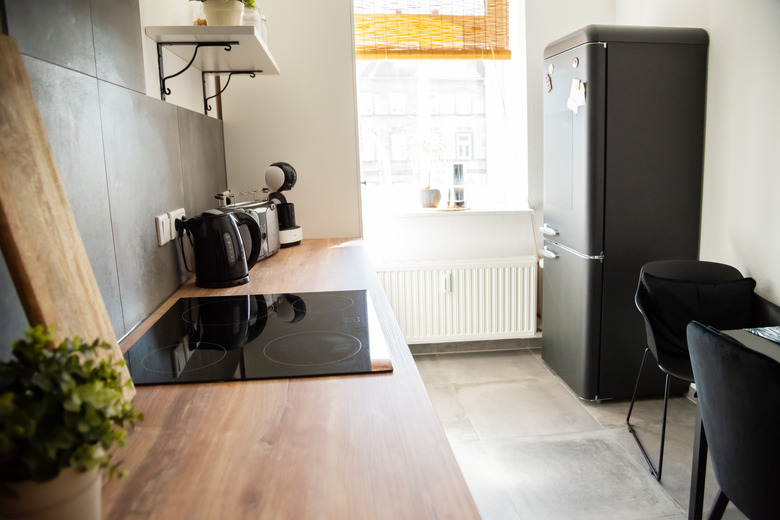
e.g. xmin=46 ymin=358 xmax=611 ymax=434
xmin=1 ymin=1 xmax=778 ymax=519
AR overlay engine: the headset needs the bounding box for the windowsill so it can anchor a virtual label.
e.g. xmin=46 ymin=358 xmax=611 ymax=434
xmin=363 ymin=200 xmax=533 ymax=220
xmin=362 ymin=199 xmax=537 ymax=262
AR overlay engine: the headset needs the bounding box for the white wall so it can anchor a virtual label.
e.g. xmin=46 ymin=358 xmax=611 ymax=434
xmin=523 ymin=0 xmax=615 ymax=220
xmin=364 ymin=210 xmax=538 ymax=264
xmin=220 ymin=0 xmax=362 ymax=240
xmin=138 ymin=0 xmax=208 ymax=114
xmin=615 ymin=0 xmax=780 ymax=301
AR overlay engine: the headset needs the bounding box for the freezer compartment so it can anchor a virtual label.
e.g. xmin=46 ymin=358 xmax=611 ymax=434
xmin=541 ymin=241 xmax=603 ymax=399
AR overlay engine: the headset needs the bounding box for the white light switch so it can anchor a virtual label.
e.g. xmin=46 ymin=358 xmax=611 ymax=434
xmin=155 ymin=214 xmax=171 ymax=246
xmin=168 ymin=208 xmax=185 ymax=239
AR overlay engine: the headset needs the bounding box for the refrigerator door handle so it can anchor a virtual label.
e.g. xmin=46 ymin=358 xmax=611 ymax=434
xmin=541 ymin=246 xmax=559 ymax=259
xmin=539 ymin=223 xmax=560 ymax=236
xmin=550 ymin=241 xmax=605 ymax=261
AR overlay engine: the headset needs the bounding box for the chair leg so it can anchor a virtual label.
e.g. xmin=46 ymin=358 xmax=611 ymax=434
xmin=626 ymin=348 xmax=650 ymax=425
xmin=706 ymin=490 xmax=729 ymax=520
xmin=657 ymin=373 xmax=671 ymax=480
xmin=626 ymin=348 xmax=671 ymax=481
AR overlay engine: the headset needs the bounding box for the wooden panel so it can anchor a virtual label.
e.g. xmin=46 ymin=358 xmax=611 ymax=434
xmin=0 ymin=35 xmax=133 ymax=399
xmin=105 ymin=239 xmax=480 ymax=519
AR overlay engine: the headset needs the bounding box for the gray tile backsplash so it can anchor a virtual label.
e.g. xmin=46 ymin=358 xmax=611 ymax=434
xmin=99 ymin=81 xmax=186 ymax=330
xmin=0 ymin=255 xmax=28 ymax=361
xmin=5 ymin=0 xmax=96 ymax=76
xmin=22 ymin=56 xmax=125 ymax=335
xmin=1 ymin=1 xmax=227 ymax=344
xmin=178 ymin=106 xmax=228 ymax=218
xmin=91 ymin=0 xmax=145 ymax=93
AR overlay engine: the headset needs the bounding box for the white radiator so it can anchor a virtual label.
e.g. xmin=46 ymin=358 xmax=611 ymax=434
xmin=376 ymin=257 xmax=538 ymax=344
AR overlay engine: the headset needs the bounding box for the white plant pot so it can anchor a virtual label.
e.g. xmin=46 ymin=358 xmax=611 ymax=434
xmin=420 ymin=188 xmax=442 ymax=208
xmin=0 ymin=467 xmax=101 ymax=520
xmin=203 ymin=0 xmax=244 ymax=26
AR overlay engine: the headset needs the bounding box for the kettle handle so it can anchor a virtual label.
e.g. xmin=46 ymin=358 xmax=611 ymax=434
xmin=233 ymin=211 xmax=263 ymax=269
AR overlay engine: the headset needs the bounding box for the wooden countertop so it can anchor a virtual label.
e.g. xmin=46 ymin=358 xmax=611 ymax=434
xmin=103 ymin=239 xmax=480 ymax=519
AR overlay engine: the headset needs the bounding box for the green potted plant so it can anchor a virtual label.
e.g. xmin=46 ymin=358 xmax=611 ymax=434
xmin=192 ymin=0 xmax=257 ymax=26
xmin=0 ymin=326 xmax=143 ymax=519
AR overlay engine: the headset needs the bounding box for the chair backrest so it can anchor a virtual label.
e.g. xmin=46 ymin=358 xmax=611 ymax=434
xmin=748 ymin=292 xmax=780 ymax=328
xmin=686 ymin=321 xmax=780 ymax=520
xmin=635 ymin=260 xmax=755 ymax=359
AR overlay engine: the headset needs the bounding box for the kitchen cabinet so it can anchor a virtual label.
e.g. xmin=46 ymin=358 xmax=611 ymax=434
xmin=145 ymin=25 xmax=280 ymax=114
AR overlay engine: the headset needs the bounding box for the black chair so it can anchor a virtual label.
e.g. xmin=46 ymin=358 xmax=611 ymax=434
xmin=686 ymin=321 xmax=780 ymax=519
xmin=626 ymin=260 xmax=755 ymax=480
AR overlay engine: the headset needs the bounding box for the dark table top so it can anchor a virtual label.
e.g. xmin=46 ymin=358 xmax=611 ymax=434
xmin=726 ymin=328 xmax=780 ymax=362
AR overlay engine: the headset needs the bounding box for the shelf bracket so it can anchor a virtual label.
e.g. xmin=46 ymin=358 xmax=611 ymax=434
xmin=201 ymin=70 xmax=262 ymax=115
xmin=156 ymin=41 xmax=239 ymax=101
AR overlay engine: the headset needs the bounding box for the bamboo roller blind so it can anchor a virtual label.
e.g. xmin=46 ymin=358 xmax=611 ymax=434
xmin=354 ymin=0 xmax=511 ymax=60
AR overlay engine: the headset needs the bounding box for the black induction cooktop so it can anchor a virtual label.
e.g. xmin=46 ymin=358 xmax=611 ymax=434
xmin=124 ymin=290 xmax=393 ymax=385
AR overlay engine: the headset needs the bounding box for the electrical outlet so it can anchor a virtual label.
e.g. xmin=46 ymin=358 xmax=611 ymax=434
xmin=168 ymin=208 xmax=185 ymax=238
xmin=155 ymin=214 xmax=171 ymax=246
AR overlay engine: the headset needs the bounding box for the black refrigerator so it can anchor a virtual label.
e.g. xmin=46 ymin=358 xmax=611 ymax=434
xmin=540 ymin=25 xmax=709 ymax=400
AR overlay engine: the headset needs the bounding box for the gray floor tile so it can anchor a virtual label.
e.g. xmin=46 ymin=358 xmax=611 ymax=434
xmin=449 ymin=440 xmax=522 ymax=520
xmin=413 ymin=354 xmax=454 ymax=387
xmin=583 ymin=395 xmax=696 ymax=432
xmin=582 ymin=398 xmax=745 ymax=518
xmin=456 ymin=378 xmax=603 ymax=440
xmin=424 ymin=384 xmax=479 ymax=442
xmin=424 ymin=350 xmax=551 ymax=386
xmin=586 ymin=399 xmax=702 ymax=502
xmin=413 ymin=348 xmax=749 ymax=520
xmin=483 ymin=431 xmax=683 ymax=520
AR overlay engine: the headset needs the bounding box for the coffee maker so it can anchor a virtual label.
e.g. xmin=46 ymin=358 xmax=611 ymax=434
xmin=266 ymin=162 xmax=302 ymax=248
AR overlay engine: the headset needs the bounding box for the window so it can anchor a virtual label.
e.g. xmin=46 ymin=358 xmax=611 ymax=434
xmin=354 ymin=0 xmax=525 ymax=212
xmin=355 ymin=0 xmax=510 ymax=60
xmin=455 ymin=93 xmax=473 ymax=115
xmin=360 ymin=133 xmax=376 ymax=161
xmin=456 ymin=132 xmax=473 ymax=160
xmin=390 ymin=132 xmax=408 ymax=161
xmin=389 ymin=93 xmax=406 ymax=115
xmin=357 ymin=92 xmax=373 ymax=115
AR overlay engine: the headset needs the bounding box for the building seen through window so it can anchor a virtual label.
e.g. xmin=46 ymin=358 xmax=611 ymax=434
xmin=356 ymin=60 xmax=487 ymax=191
xmin=354 ymin=0 xmax=523 ymax=211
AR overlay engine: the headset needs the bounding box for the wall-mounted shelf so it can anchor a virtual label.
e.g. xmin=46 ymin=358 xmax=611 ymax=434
xmin=145 ymin=26 xmax=280 ymax=114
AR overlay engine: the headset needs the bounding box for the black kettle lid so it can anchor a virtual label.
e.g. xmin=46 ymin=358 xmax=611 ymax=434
xmin=180 ymin=209 xmax=235 ymax=233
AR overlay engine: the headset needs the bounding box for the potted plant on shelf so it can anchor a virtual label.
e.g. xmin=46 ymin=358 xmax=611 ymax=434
xmin=192 ymin=0 xmax=257 ymax=26
xmin=417 ymin=137 xmax=443 ymax=208
xmin=0 ymin=326 xmax=143 ymax=520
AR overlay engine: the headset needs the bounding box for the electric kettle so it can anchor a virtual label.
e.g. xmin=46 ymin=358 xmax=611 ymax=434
xmin=176 ymin=210 xmax=262 ymax=288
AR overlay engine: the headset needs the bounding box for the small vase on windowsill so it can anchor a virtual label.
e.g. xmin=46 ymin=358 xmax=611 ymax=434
xmin=419 ymin=187 xmax=442 ymax=208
